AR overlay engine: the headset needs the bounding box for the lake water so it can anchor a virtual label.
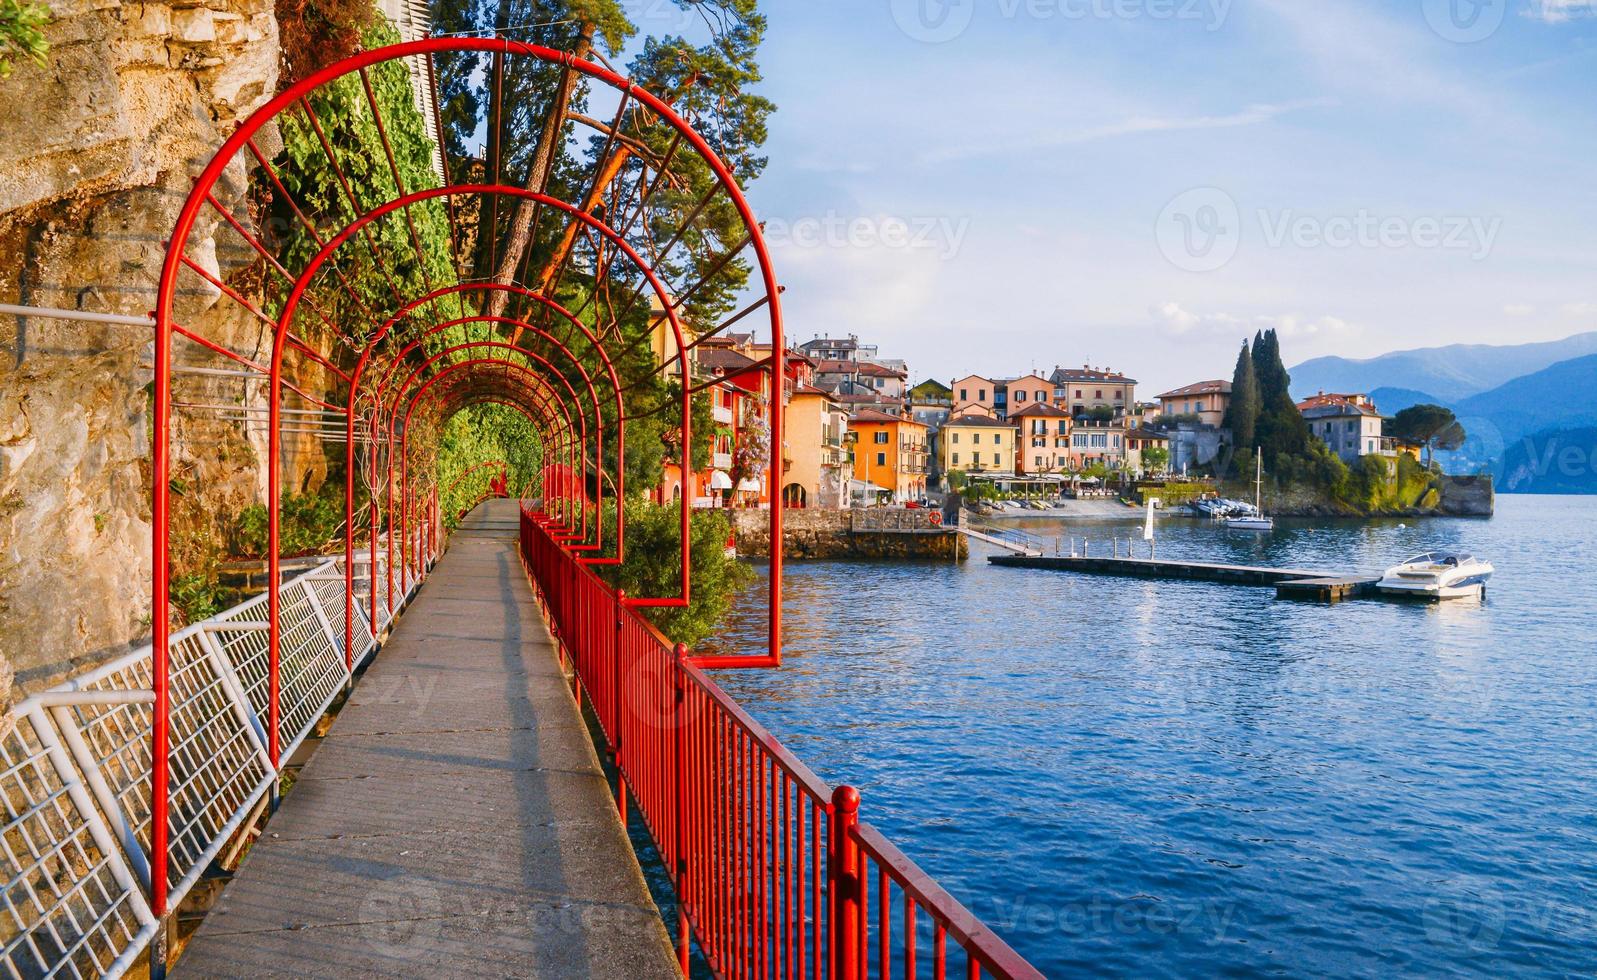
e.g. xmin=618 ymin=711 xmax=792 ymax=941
xmin=706 ymin=494 xmax=1597 ymax=978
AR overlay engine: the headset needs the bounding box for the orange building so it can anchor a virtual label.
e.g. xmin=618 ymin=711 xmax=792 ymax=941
xmin=849 ymin=409 xmax=929 ymax=503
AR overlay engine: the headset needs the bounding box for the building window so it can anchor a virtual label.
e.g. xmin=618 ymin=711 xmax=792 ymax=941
xmin=1115 ymin=390 xmax=1123 ymax=400
xmin=959 ymin=389 xmax=967 ymax=400
xmin=993 ymin=453 xmax=1001 ymax=466
xmin=1076 ymin=389 xmax=1083 ymax=398
xmin=952 ymin=452 xmax=960 ymax=465
xmin=1016 ymin=391 xmax=1027 ymax=402
xmin=1096 ymin=389 xmax=1103 ymax=399
xmin=973 ymin=433 xmax=981 ymax=444
xmin=875 ymin=431 xmax=889 ymax=444
xmin=876 ymin=452 xmax=886 ymax=466
xmin=1035 ymin=455 xmax=1043 ymax=467
xmin=951 ymin=433 xmax=960 ymax=444
xmin=978 ymin=389 xmax=987 ymax=400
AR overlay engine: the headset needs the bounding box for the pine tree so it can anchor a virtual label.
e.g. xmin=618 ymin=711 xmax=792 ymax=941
xmin=1223 ymin=340 xmax=1260 ymax=460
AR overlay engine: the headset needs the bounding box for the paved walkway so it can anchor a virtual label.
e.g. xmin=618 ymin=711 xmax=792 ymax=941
xmin=178 ymin=500 xmax=678 ymax=978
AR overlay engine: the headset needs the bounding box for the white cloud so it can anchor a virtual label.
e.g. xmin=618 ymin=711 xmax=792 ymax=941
xmin=1503 ymin=303 xmax=1537 ymax=316
xmin=1526 ymin=1 xmax=1597 ymax=23
xmin=1151 ymin=303 xmax=1356 ymax=341
xmin=1559 ymin=301 xmax=1597 ymax=316
xmin=922 ymin=99 xmax=1335 ymax=165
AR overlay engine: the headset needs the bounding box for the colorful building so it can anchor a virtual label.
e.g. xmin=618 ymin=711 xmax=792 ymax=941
xmin=999 ymin=374 xmax=1053 ymax=420
xmin=783 ymin=384 xmax=851 ymax=508
xmin=1156 ymin=380 xmax=1231 ymax=428
xmin=1010 ymin=402 xmax=1072 ymax=474
xmin=1050 ymin=365 xmax=1137 ymax=418
xmin=850 ymin=409 xmax=930 ymax=502
xmin=951 ymin=375 xmax=996 ymax=418
xmin=939 ymin=413 xmax=1018 ymax=479
xmin=1297 ymin=392 xmax=1390 ymax=464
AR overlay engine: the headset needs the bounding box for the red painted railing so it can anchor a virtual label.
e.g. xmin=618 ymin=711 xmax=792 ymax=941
xmin=518 ymin=505 xmax=1043 ymax=980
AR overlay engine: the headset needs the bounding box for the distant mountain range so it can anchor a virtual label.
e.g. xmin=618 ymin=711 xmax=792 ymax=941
xmin=1290 ymin=331 xmax=1597 ymax=403
xmin=1289 ymin=334 xmax=1597 ymax=493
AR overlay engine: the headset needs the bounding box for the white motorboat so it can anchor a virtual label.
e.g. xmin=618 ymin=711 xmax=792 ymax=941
xmin=1377 ymin=552 xmax=1494 ymax=600
xmin=1226 ymin=449 xmax=1275 ymax=531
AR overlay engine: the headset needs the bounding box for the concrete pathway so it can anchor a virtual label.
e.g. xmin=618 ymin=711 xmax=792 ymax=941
xmin=177 ymin=500 xmax=678 ymax=978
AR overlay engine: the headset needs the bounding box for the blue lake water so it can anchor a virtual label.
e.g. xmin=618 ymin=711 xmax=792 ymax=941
xmin=706 ymin=494 xmax=1597 ymax=978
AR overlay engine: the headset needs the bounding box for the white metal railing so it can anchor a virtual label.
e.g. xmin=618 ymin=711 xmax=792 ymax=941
xmin=1 ymin=537 xmax=432 ymax=979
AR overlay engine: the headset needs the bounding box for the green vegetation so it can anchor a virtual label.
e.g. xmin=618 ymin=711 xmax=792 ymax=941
xmin=233 ymin=486 xmax=348 ymax=558
xmin=1389 ymin=404 xmax=1465 ymax=467
xmin=170 ymin=572 xmax=229 ymax=625
xmin=595 ymin=501 xmax=754 ymax=646
xmin=0 ymin=0 xmax=48 ymax=79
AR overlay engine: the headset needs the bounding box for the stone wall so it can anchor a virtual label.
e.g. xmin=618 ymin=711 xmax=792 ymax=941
xmin=0 ymin=0 xmax=283 ymax=697
xmin=732 ymin=509 xmax=966 ymax=561
xmin=1437 ymin=475 xmax=1495 ymax=517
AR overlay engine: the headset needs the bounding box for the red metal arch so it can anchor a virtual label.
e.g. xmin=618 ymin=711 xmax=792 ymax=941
xmin=151 ymin=38 xmax=786 ymax=922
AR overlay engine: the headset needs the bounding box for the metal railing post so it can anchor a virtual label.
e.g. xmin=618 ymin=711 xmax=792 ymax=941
xmin=673 ymin=641 xmax=690 ymax=973
xmin=829 ymin=785 xmax=861 ymax=980
xmin=614 ymin=588 xmax=627 ymax=825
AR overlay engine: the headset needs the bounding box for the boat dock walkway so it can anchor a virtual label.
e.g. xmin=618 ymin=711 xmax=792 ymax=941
xmin=987 ymin=554 xmax=1383 ymax=603
xmin=177 ymin=501 xmax=678 ymax=978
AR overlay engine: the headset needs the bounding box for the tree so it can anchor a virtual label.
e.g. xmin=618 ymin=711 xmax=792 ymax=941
xmin=1142 ymin=446 xmax=1170 ymax=473
xmin=1390 ymin=404 xmax=1465 ymax=468
xmin=1250 ymin=328 xmax=1309 ymax=468
xmin=1222 ymin=339 xmax=1259 ymax=460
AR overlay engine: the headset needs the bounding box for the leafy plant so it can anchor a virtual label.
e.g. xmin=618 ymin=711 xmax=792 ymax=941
xmin=0 ymin=0 xmax=49 ymax=79
xmin=170 ymin=572 xmax=227 ymax=624
xmin=596 ymin=500 xmax=754 ymax=646
xmin=232 ymin=486 xmax=346 ymax=558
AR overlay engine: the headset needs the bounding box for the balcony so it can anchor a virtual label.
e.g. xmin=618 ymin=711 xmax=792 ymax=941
xmin=712 ymin=404 xmax=734 ymax=424
xmin=712 ymin=452 xmax=733 ymax=470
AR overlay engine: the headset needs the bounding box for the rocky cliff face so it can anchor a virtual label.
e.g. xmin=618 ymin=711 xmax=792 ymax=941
xmin=0 ymin=0 xmax=283 ymax=696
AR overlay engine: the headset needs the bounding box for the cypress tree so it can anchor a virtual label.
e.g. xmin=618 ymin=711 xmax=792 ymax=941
xmin=1223 ymin=340 xmax=1260 ymax=458
xmin=1251 ymin=328 xmax=1309 ymax=466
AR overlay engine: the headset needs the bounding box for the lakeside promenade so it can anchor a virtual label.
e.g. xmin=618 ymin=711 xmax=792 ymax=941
xmin=177 ymin=502 xmax=677 ymax=977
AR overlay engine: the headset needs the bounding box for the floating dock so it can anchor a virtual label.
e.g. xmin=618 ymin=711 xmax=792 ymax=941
xmin=987 ymin=554 xmax=1383 ymax=603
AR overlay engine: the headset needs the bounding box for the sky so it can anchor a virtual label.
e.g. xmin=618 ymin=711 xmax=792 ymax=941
xmin=622 ymin=0 xmax=1597 ymax=395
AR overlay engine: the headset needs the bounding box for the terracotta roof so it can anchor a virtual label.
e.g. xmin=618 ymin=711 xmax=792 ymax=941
xmin=851 ymin=408 xmax=925 ymax=426
xmin=1297 ymin=392 xmax=1383 ymax=417
xmin=1050 ymin=366 xmax=1137 ymax=385
xmin=697 ymin=347 xmax=758 ymax=373
xmin=815 ymin=359 xmax=906 ymax=378
xmin=791 ymin=383 xmax=831 ymax=396
xmin=1157 ymin=380 xmax=1231 ymax=400
xmin=1125 ymin=426 xmax=1169 ymax=442
xmin=944 ymin=413 xmax=1017 ymax=428
xmin=1008 ymin=402 xmax=1071 ymax=418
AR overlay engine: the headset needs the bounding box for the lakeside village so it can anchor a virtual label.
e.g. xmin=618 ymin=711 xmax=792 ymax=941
xmin=656 ymin=328 xmax=1493 ymax=522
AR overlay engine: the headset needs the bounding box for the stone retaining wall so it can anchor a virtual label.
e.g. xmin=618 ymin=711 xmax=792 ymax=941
xmin=731 ymin=508 xmax=965 ymax=560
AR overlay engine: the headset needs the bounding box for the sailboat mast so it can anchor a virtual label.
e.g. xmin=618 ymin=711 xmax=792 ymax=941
xmin=1254 ymin=448 xmax=1262 ymax=512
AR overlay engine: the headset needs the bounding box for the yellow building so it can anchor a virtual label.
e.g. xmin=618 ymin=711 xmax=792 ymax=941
xmin=939 ymin=413 xmax=1018 ymax=478
xmin=782 ymin=385 xmax=850 ymax=508
xmin=850 ymin=409 xmax=929 ymax=503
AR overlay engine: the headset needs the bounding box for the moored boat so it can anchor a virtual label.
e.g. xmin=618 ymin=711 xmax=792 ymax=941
xmin=1377 ymin=552 xmax=1494 ymax=599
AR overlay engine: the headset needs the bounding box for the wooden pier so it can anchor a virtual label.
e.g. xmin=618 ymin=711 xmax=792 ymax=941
xmin=987 ymin=554 xmax=1383 ymax=603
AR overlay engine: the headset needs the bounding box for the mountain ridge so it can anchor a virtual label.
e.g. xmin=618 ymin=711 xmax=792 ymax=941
xmin=1289 ymin=331 xmax=1597 ymax=402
